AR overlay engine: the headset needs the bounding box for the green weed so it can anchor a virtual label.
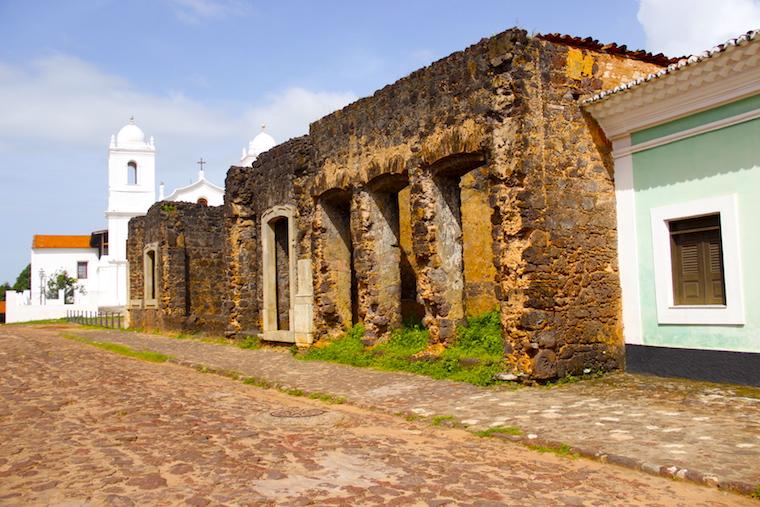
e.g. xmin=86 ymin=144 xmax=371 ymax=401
xmin=300 ymin=311 xmax=505 ymax=386
xmin=63 ymin=333 xmax=170 ymax=363
xmin=306 ymin=392 xmax=346 ymax=404
xmin=242 ymin=376 xmax=272 ymax=389
xmin=474 ymin=426 xmax=523 ymax=438
xmin=528 ymin=443 xmax=578 ymax=458
xmin=431 ymin=415 xmax=456 ymax=426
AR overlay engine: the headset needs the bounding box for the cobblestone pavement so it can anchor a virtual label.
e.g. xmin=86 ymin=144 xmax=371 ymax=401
xmin=68 ymin=325 xmax=760 ymax=493
xmin=0 ymin=326 xmax=756 ymax=506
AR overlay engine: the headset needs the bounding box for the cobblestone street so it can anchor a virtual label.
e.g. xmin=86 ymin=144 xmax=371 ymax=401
xmin=0 ymin=325 xmax=756 ymax=506
xmin=72 ymin=325 xmax=760 ymax=493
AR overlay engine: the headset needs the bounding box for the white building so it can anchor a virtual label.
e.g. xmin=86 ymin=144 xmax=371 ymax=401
xmin=160 ymin=166 xmax=224 ymax=206
xmin=6 ymin=117 xmax=267 ymax=322
xmin=240 ymin=125 xmax=276 ymax=166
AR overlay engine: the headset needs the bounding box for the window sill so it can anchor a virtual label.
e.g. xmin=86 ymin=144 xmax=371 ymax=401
xmin=657 ymin=305 xmax=745 ymax=326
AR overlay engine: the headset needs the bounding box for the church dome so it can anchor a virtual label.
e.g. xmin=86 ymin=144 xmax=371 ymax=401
xmin=116 ymin=117 xmax=147 ymax=147
xmin=247 ymin=126 xmax=276 ymax=157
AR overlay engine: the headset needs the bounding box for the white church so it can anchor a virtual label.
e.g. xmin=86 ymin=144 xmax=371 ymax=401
xmin=5 ymin=118 xmax=276 ymax=323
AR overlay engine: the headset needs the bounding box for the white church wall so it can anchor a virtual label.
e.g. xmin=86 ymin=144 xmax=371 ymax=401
xmin=30 ymin=248 xmax=100 ymax=306
xmin=165 ymin=178 xmax=224 ymax=206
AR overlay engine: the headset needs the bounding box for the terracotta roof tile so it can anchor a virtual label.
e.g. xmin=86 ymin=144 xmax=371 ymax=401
xmin=537 ymin=33 xmax=680 ymax=66
xmin=32 ymin=235 xmax=92 ymax=249
xmin=583 ymin=29 xmax=760 ymax=105
xmin=0 ymin=301 xmax=5 ymax=314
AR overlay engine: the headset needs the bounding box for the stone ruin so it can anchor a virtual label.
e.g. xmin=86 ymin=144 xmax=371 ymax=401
xmin=128 ymin=28 xmax=670 ymax=380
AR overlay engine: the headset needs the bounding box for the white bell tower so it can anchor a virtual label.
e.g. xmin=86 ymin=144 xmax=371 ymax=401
xmin=101 ymin=117 xmax=156 ymax=307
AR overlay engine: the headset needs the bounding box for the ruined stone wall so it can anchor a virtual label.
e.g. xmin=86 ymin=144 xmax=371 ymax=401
xmin=200 ymin=27 xmax=665 ymax=379
xmin=302 ymin=28 xmax=662 ymax=374
xmin=223 ymin=137 xmax=313 ymax=337
xmin=128 ymin=202 xmax=226 ymax=333
xmin=488 ymin=37 xmax=662 ymax=378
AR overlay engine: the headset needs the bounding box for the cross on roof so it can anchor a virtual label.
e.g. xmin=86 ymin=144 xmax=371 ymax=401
xmin=197 ymin=157 xmax=207 ymax=171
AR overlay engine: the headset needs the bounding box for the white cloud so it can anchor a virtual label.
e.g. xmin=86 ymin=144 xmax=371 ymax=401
xmin=0 ymin=53 xmax=356 ymax=160
xmin=167 ymin=0 xmax=249 ymax=24
xmin=638 ymin=0 xmax=760 ymax=56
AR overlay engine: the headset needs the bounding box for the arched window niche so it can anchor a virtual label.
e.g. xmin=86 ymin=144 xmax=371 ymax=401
xmin=143 ymin=243 xmax=158 ymax=308
xmin=197 ymin=197 xmax=208 ymax=206
xmin=128 ymin=161 xmax=138 ymax=185
xmin=261 ymin=205 xmax=298 ymax=343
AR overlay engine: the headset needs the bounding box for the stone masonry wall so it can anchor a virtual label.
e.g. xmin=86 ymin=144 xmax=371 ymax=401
xmin=128 ymin=202 xmax=226 ymax=333
xmin=223 ymin=136 xmax=313 ymax=337
xmin=134 ymin=27 xmax=666 ymax=380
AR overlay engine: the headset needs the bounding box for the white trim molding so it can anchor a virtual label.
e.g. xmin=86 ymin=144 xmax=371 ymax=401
xmin=584 ymin=33 xmax=760 ymax=139
xmin=261 ymin=205 xmax=298 ymax=343
xmin=650 ymin=195 xmax=744 ymax=325
xmin=612 ymin=136 xmax=644 ymax=344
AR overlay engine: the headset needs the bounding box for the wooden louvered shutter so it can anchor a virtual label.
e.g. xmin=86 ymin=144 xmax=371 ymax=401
xmin=669 ymin=215 xmax=726 ymax=306
xmin=704 ymin=229 xmax=725 ymax=305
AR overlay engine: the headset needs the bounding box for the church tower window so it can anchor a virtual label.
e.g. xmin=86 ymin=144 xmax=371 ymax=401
xmin=128 ymin=161 xmax=138 ymax=185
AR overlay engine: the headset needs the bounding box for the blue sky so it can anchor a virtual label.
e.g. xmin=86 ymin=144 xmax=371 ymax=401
xmin=1 ymin=0 xmax=758 ymax=284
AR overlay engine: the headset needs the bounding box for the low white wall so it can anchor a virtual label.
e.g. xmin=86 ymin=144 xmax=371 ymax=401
xmin=5 ymin=290 xmax=98 ymax=323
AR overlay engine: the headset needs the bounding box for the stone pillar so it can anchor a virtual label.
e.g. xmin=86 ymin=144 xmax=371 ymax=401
xmin=350 ymin=189 xmax=402 ymax=342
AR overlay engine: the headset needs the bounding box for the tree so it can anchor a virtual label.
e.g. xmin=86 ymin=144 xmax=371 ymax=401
xmin=0 ymin=282 xmax=11 ymax=301
xmin=12 ymin=264 xmax=31 ymax=292
xmin=45 ymin=269 xmax=85 ymax=304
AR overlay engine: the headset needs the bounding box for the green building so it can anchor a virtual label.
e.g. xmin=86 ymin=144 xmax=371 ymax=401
xmin=585 ymin=29 xmax=760 ymax=386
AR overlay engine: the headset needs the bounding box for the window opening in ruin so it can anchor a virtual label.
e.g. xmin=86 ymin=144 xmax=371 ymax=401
xmin=363 ymin=173 xmax=414 ymax=334
xmin=128 ymin=161 xmax=138 ymax=185
xmin=319 ymin=190 xmax=358 ymax=327
xmin=272 ymin=217 xmax=291 ymax=331
xmin=428 ymin=152 xmax=490 ymax=326
xmin=397 ymin=186 xmax=424 ymax=324
xmin=145 ymin=249 xmax=157 ymax=301
xmin=459 ymin=166 xmax=498 ymax=315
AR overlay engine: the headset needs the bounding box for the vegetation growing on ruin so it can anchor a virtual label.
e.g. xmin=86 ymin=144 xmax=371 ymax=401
xmin=300 ymin=311 xmax=505 ymax=386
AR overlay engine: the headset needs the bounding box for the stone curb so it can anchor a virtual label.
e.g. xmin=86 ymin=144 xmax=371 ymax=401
xmin=486 ymin=433 xmax=756 ymax=497
xmin=131 ymin=351 xmax=759 ymax=499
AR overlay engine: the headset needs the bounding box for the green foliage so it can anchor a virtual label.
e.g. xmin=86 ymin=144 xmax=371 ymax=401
xmin=0 ymin=282 xmax=10 ymax=301
xmin=528 ymin=443 xmax=578 ymax=458
xmin=751 ymin=486 xmax=760 ymax=499
xmin=63 ymin=333 xmax=170 ymax=363
xmin=237 ymin=335 xmax=261 ymax=350
xmin=45 ymin=269 xmax=85 ymax=304
xmin=300 ymin=311 xmax=506 ymax=386
xmin=12 ymin=264 xmax=31 ymax=292
xmin=306 ymin=392 xmax=346 ymax=404
xmin=160 ymin=203 xmax=176 ymax=213
xmin=242 ymin=376 xmax=273 ymax=389
xmin=474 ymin=425 xmax=523 ymax=437
xmin=431 ymin=415 xmax=456 ymax=426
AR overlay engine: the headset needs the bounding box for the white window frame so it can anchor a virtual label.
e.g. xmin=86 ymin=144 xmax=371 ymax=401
xmin=650 ymin=194 xmax=744 ymax=325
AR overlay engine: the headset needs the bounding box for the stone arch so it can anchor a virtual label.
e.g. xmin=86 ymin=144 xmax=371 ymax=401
xmin=261 ymin=205 xmax=297 ymax=342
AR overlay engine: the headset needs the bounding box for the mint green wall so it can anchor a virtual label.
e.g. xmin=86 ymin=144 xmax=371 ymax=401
xmin=633 ymin=114 xmax=760 ymax=352
xmin=632 ymin=94 xmax=760 ymax=145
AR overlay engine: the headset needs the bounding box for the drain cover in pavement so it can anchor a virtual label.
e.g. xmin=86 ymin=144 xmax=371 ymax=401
xmin=270 ymin=408 xmax=327 ymax=418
